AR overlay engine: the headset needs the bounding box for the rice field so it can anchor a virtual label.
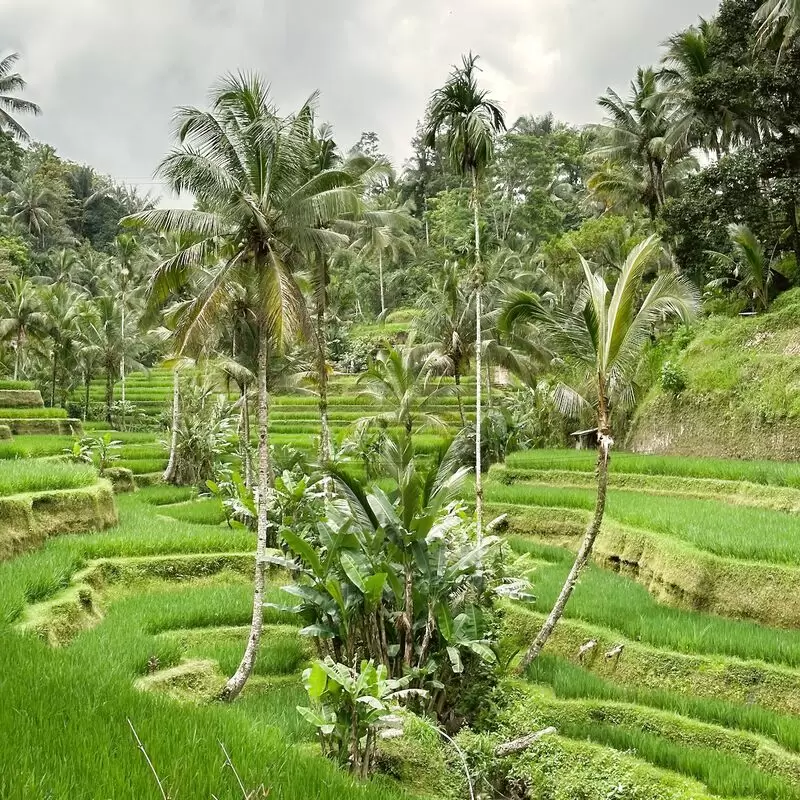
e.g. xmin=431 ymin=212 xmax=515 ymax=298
xmin=8 ymin=363 xmax=800 ymax=797
xmin=0 ymin=459 xmax=98 ymax=495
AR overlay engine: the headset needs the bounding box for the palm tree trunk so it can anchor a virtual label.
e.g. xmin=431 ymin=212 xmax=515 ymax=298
xmin=516 ymin=387 xmax=612 ymax=672
xmin=84 ymin=371 xmax=91 ymax=422
xmin=105 ymin=369 xmax=114 ymax=424
xmin=163 ymin=368 xmax=180 ymax=483
xmin=316 ymin=269 xmax=331 ymax=464
xmin=378 ymin=250 xmax=386 ymax=316
xmin=472 ymin=168 xmax=484 ymax=544
xmin=50 ymin=350 xmax=57 ymax=408
xmin=242 ymin=384 xmax=253 ymax=490
xmin=14 ymin=330 xmax=21 ymax=381
xmin=222 ymin=325 xmax=272 ymax=702
xmin=455 ymin=369 xmax=465 ymax=427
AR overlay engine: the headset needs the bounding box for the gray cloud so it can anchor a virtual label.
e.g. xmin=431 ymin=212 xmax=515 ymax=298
xmin=1 ymin=0 xmax=718 ymax=198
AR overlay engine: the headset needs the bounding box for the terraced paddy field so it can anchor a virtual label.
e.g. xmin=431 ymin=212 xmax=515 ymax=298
xmin=7 ymin=395 xmax=800 ymax=797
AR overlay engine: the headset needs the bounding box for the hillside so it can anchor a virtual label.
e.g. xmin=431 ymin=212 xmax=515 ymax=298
xmin=628 ymin=289 xmax=800 ymax=460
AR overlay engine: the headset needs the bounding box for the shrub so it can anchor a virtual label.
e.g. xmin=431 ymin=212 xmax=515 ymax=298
xmin=661 ymin=361 xmax=687 ymax=396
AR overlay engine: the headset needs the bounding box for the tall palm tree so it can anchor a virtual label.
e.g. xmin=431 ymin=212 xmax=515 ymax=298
xmin=755 ymin=0 xmax=800 ymax=59
xmin=0 ymin=53 xmax=40 ymax=141
xmin=424 ymin=52 xmax=506 ymax=542
xmin=0 ymin=275 xmax=46 ymax=380
xmin=349 ymin=206 xmax=416 ymax=316
xmin=502 ymin=236 xmax=698 ymax=669
xmin=134 ymin=72 xmax=361 ymax=701
xmin=591 ymin=67 xmax=694 ymax=221
xmin=37 ymin=283 xmax=84 ymax=407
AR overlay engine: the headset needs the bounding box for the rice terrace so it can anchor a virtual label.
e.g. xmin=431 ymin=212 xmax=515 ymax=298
xmin=4 ymin=0 xmax=800 ymax=797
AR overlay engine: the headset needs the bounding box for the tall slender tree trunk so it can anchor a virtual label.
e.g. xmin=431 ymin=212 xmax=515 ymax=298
xmin=120 ymin=291 xmax=126 ymax=406
xmin=516 ymin=382 xmax=612 ymax=672
xmin=222 ymin=326 xmax=272 ymax=702
xmin=472 ymin=169 xmax=484 ymax=543
xmin=84 ymin=372 xmax=91 ymax=422
xmin=163 ymin=368 xmax=180 ymax=483
xmin=50 ymin=350 xmax=57 ymax=408
xmin=316 ymin=263 xmax=331 ymax=464
xmin=455 ymin=369 xmax=465 ymax=427
xmin=105 ymin=370 xmax=114 ymax=424
xmin=242 ymin=384 xmax=253 ymax=490
xmin=14 ymin=330 xmax=22 ymax=381
xmin=378 ymin=250 xmax=386 ymax=316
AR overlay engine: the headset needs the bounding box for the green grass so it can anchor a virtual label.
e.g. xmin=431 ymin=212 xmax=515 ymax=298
xmin=488 ymin=481 xmax=800 ymax=564
xmin=526 ymin=653 xmax=800 ymax=755
xmin=118 ymin=458 xmax=168 ymax=475
xmin=506 ymin=449 xmax=800 ymax=488
xmin=0 ymin=407 xmax=68 ymax=418
xmin=158 ymin=498 xmax=227 ymax=526
xmin=508 ymin=536 xmax=800 ymax=667
xmin=0 ymin=459 xmax=98 ymax=496
xmin=0 ymin=379 xmax=34 ymax=390
xmin=0 ymin=435 xmax=74 ymax=459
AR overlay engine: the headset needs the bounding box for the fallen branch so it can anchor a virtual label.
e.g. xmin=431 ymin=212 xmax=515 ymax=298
xmin=127 ymin=718 xmax=170 ymax=800
xmin=495 ymin=726 xmax=557 ymax=757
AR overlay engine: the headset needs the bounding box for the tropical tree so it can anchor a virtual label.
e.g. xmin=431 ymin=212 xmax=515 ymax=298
xmin=356 ymin=345 xmax=453 ymax=437
xmin=591 ymin=67 xmax=695 ymax=220
xmin=424 ymin=52 xmax=506 ymax=541
xmin=134 ymin=72 xmax=362 ymax=701
xmin=415 ymin=262 xmax=475 ymax=426
xmin=0 ymin=275 xmax=45 ymax=380
xmin=502 ymin=235 xmax=698 ymax=669
xmin=755 ymin=0 xmax=800 ymax=58
xmin=0 ymin=53 xmax=40 ymax=141
xmin=707 ymin=223 xmax=784 ymax=311
xmin=3 ymin=174 xmax=57 ymax=245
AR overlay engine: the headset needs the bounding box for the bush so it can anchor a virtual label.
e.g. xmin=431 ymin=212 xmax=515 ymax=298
xmin=660 ymin=361 xmax=687 ymax=396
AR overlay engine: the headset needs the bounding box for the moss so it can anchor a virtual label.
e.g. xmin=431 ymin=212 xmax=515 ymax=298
xmin=374 ymin=714 xmax=461 ymax=800
xmin=0 ymin=417 xmax=83 ymax=436
xmin=501 ymin=604 xmax=800 ymax=717
xmin=133 ymin=471 xmax=163 ymax=488
xmin=0 ymin=424 xmax=11 ymax=440
xmin=0 ymin=389 xmax=44 ymax=408
xmin=490 ymin=503 xmax=800 ymax=629
xmin=0 ymin=480 xmax=117 ymax=561
xmin=102 ymin=467 xmax=136 ymax=493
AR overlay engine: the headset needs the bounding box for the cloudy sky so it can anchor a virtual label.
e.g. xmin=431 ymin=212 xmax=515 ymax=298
xmin=3 ymin=0 xmax=718 ymax=199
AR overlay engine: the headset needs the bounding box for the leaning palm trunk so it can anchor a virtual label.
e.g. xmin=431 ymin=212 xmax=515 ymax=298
xmin=14 ymin=330 xmax=22 ymax=381
xmin=222 ymin=329 xmax=272 ymax=701
xmin=517 ymin=394 xmax=612 ymax=672
xmin=163 ymin=368 xmax=180 ymax=483
xmin=472 ymin=169 xmax=484 ymax=543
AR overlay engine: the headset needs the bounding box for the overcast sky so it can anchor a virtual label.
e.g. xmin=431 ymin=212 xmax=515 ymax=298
xmin=2 ymin=0 xmax=718 ymax=200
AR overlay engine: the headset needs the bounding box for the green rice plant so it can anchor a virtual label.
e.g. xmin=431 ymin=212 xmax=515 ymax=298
xmin=0 ymin=459 xmax=97 ymax=496
xmin=158 ymin=498 xmax=227 ymax=526
xmin=507 ymin=537 xmax=800 ymax=667
xmin=0 ymin=407 xmax=68 ymax=418
xmin=487 ymin=481 xmax=800 ymax=564
xmin=0 ymin=380 xmax=34 ymax=390
xmin=0 ymin=435 xmax=74 ymax=459
xmin=118 ymin=459 xmax=168 ymax=475
xmin=506 ymin=449 xmax=800 ymax=488
xmin=526 ymin=653 xmax=800 ymax=754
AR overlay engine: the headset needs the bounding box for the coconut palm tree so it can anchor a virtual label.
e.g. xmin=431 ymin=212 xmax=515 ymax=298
xmin=0 ymin=275 xmax=46 ymax=380
xmin=133 ymin=72 xmax=362 ymax=701
xmin=3 ymin=174 xmax=56 ymax=245
xmin=0 ymin=53 xmax=40 ymax=141
xmin=356 ymin=345 xmax=454 ymax=437
xmin=502 ymin=235 xmax=699 ymax=669
xmin=755 ymin=0 xmax=800 ymax=59
xmin=591 ymin=67 xmax=695 ymax=220
xmin=424 ymin=52 xmax=506 ymax=542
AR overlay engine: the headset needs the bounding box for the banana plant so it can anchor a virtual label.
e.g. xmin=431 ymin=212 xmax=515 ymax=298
xmin=298 ymin=657 xmax=424 ymax=777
